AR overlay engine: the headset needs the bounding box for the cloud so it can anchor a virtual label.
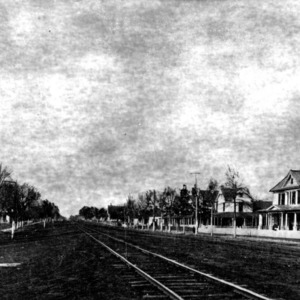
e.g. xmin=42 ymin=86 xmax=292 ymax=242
xmin=9 ymin=10 xmax=36 ymax=46
xmin=1 ymin=0 xmax=300 ymax=216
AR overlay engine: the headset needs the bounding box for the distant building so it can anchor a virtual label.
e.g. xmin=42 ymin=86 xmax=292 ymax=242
xmin=258 ymin=170 xmax=300 ymax=231
xmin=214 ymin=188 xmax=273 ymax=228
xmin=214 ymin=188 xmax=255 ymax=227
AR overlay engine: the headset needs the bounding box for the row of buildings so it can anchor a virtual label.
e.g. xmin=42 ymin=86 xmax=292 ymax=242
xmin=108 ymin=170 xmax=300 ymax=239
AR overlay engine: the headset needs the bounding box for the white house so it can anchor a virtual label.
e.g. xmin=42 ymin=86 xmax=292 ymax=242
xmin=258 ymin=170 xmax=300 ymax=231
xmin=214 ymin=188 xmax=256 ymax=227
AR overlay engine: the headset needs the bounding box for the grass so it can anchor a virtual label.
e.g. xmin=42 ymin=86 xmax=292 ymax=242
xmin=0 ymin=223 xmax=139 ymax=299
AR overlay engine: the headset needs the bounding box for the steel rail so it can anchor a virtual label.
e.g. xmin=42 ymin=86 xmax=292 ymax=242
xmin=83 ymin=224 xmax=273 ymax=300
xmin=79 ymin=227 xmax=184 ymax=300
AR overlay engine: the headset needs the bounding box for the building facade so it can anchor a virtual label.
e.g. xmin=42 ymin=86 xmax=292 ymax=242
xmin=258 ymin=170 xmax=300 ymax=231
xmin=214 ymin=188 xmax=256 ymax=227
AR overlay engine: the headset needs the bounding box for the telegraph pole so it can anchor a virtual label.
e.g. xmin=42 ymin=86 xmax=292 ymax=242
xmin=190 ymin=172 xmax=201 ymax=234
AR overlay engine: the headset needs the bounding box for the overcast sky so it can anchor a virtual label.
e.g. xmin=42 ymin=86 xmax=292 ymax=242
xmin=1 ymin=0 xmax=300 ymax=217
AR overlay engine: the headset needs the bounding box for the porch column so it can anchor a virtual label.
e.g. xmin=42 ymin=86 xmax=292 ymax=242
xmin=280 ymin=212 xmax=284 ymax=230
xmin=285 ymin=213 xmax=288 ymax=230
xmin=270 ymin=213 xmax=274 ymax=229
xmin=268 ymin=213 xmax=273 ymax=230
xmin=258 ymin=214 xmax=262 ymax=229
xmin=293 ymin=213 xmax=297 ymax=231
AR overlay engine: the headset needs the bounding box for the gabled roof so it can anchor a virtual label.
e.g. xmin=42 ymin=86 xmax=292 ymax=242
xmin=269 ymin=170 xmax=300 ymax=192
xmin=219 ymin=187 xmax=253 ymax=202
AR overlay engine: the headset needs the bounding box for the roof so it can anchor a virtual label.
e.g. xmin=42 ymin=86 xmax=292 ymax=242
xmin=270 ymin=170 xmax=300 ymax=192
xmin=253 ymin=200 xmax=272 ymax=211
xmin=219 ymin=187 xmax=253 ymax=202
xmin=258 ymin=205 xmax=300 ymax=213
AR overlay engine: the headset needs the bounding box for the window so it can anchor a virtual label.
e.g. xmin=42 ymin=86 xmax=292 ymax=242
xmin=223 ymin=203 xmax=225 ymax=212
xmin=291 ymin=178 xmax=294 ymax=184
xmin=291 ymin=191 xmax=296 ymax=205
xmin=298 ymin=191 xmax=300 ymax=205
xmin=279 ymin=193 xmax=285 ymax=205
xmin=239 ymin=202 xmax=243 ymax=212
xmin=279 ymin=194 xmax=281 ymax=205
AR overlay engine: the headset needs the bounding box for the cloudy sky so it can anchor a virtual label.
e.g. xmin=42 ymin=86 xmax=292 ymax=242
xmin=1 ymin=0 xmax=300 ymax=217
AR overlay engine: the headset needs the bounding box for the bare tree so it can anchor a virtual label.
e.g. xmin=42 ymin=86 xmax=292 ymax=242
xmin=136 ymin=193 xmax=149 ymax=228
xmin=160 ymin=187 xmax=177 ymax=232
xmin=0 ymin=163 xmax=12 ymax=186
xmin=125 ymin=194 xmax=136 ymax=226
xmin=145 ymin=190 xmax=159 ymax=231
xmin=0 ymin=164 xmax=13 ymax=203
xmin=222 ymin=166 xmax=250 ymax=238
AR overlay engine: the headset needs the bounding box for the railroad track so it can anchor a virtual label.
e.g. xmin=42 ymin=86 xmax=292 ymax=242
xmin=79 ymin=224 xmax=273 ymax=300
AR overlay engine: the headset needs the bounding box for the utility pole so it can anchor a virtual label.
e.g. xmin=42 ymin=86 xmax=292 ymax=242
xmin=190 ymin=172 xmax=201 ymax=235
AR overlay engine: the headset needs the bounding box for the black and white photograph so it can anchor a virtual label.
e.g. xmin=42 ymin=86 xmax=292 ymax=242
xmin=0 ymin=0 xmax=300 ymax=299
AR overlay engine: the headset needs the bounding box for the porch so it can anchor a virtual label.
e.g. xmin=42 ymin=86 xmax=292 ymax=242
xmin=258 ymin=206 xmax=300 ymax=231
xmin=214 ymin=212 xmax=259 ymax=228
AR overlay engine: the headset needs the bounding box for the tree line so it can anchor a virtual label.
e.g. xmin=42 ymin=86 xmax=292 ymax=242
xmin=76 ymin=206 xmax=108 ymax=221
xmin=0 ymin=163 xmax=61 ymax=224
xmin=119 ymin=179 xmax=219 ymax=230
xmin=72 ymin=166 xmax=252 ymax=238
xmin=111 ymin=166 xmax=252 ymax=237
